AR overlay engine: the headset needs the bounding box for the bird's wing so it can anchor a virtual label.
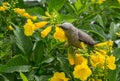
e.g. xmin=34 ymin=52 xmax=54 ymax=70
xmin=78 ymin=30 xmax=96 ymax=45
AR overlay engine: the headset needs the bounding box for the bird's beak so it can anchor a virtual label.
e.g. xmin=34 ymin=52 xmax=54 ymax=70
xmin=59 ymin=24 xmax=67 ymax=30
xmin=58 ymin=24 xmax=62 ymax=28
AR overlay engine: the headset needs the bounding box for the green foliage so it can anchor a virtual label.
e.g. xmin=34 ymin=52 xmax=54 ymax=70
xmin=13 ymin=24 xmax=33 ymax=58
xmin=19 ymin=72 xmax=28 ymax=81
xmin=0 ymin=0 xmax=120 ymax=81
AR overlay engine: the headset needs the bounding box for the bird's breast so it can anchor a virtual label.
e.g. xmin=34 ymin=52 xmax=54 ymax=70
xmin=65 ymin=31 xmax=81 ymax=48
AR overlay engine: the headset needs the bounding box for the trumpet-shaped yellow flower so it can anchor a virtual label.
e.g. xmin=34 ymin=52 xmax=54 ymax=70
xmin=0 ymin=2 xmax=9 ymax=11
xmin=106 ymin=55 xmax=116 ymax=70
xmin=41 ymin=26 xmax=52 ymax=38
xmin=31 ymin=16 xmax=37 ymax=20
xmin=95 ymin=40 xmax=113 ymax=47
xmin=73 ymin=63 xmax=92 ymax=81
xmin=90 ymin=53 xmax=105 ymax=68
xmin=95 ymin=40 xmax=113 ymax=53
xmin=24 ymin=19 xmax=35 ymax=36
xmin=98 ymin=0 xmax=105 ymax=4
xmin=14 ymin=8 xmax=26 ymax=15
xmin=14 ymin=8 xmax=37 ymax=20
xmin=34 ymin=21 xmax=48 ymax=30
xmin=94 ymin=50 xmax=107 ymax=55
xmin=68 ymin=53 xmax=88 ymax=65
xmin=23 ymin=12 xmax=31 ymax=18
xmin=50 ymin=72 xmax=69 ymax=81
xmin=54 ymin=27 xmax=67 ymax=42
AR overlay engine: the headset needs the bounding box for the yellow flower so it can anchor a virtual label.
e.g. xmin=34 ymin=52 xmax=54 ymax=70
xmin=74 ymin=54 xmax=88 ymax=65
xmin=0 ymin=2 xmax=9 ymax=11
xmin=95 ymin=40 xmax=113 ymax=47
xmin=98 ymin=0 xmax=105 ymax=4
xmin=14 ymin=8 xmax=37 ymax=20
xmin=106 ymin=55 xmax=116 ymax=70
xmin=108 ymin=40 xmax=113 ymax=47
xmin=68 ymin=53 xmax=75 ymax=65
xmin=73 ymin=63 xmax=92 ymax=81
xmin=95 ymin=50 xmax=107 ymax=55
xmin=24 ymin=19 xmax=35 ymax=36
xmin=41 ymin=26 xmax=52 ymax=38
xmin=31 ymin=16 xmax=37 ymax=20
xmin=8 ymin=25 xmax=14 ymax=30
xmin=90 ymin=53 xmax=105 ymax=68
xmin=34 ymin=21 xmax=48 ymax=30
xmin=68 ymin=53 xmax=88 ymax=65
xmin=53 ymin=27 xmax=67 ymax=42
xmin=23 ymin=12 xmax=31 ymax=18
xmin=118 ymin=0 xmax=120 ymax=4
xmin=50 ymin=72 xmax=69 ymax=81
xmin=14 ymin=8 xmax=26 ymax=15
xmin=0 ymin=6 xmax=6 ymax=11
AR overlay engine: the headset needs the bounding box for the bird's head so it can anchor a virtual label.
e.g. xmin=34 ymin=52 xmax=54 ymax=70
xmin=59 ymin=22 xmax=74 ymax=32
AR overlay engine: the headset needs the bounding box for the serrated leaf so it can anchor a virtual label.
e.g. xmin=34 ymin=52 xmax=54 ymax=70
xmin=0 ymin=65 xmax=31 ymax=73
xmin=20 ymin=72 xmax=28 ymax=81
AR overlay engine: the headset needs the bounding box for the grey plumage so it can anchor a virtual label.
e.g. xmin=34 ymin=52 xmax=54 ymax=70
xmin=60 ymin=22 xmax=97 ymax=48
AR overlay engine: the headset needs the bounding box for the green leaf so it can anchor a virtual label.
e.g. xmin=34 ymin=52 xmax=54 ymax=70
xmin=59 ymin=14 xmax=75 ymax=23
xmin=6 ymin=55 xmax=28 ymax=66
xmin=48 ymin=0 xmax=66 ymax=11
xmin=90 ymin=24 xmax=107 ymax=41
xmin=0 ymin=74 xmax=9 ymax=81
xmin=109 ymin=22 xmax=117 ymax=40
xmin=0 ymin=65 xmax=31 ymax=73
xmin=108 ymin=70 xmax=117 ymax=81
xmin=39 ymin=75 xmax=51 ymax=81
xmin=33 ymin=40 xmax=45 ymax=64
xmin=96 ymin=15 xmax=104 ymax=28
xmin=113 ymin=48 xmax=120 ymax=58
xmin=17 ymin=0 xmax=25 ymax=8
xmin=12 ymin=23 xmax=33 ymax=58
xmin=27 ymin=7 xmax=45 ymax=16
xmin=75 ymin=0 xmax=82 ymax=11
xmin=20 ymin=72 xmax=28 ymax=81
xmin=41 ymin=57 xmax=55 ymax=64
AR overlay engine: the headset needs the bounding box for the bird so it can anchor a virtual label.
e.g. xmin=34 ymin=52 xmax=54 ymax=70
xmin=59 ymin=22 xmax=97 ymax=48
